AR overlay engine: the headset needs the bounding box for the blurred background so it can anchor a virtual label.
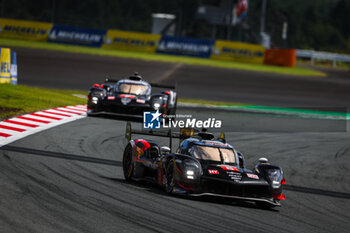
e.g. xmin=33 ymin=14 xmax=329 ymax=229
xmin=1 ymin=0 xmax=349 ymax=53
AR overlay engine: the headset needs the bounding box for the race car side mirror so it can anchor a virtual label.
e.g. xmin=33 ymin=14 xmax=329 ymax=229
xmin=237 ymin=151 xmax=245 ymax=168
xmin=258 ymin=157 xmax=269 ymax=164
xmin=160 ymin=146 xmax=171 ymax=154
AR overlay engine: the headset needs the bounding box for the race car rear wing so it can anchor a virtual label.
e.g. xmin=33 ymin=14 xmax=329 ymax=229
xmin=124 ymin=122 xmax=226 ymax=151
xmin=104 ymin=75 xmax=177 ymax=90
xmin=125 ymin=122 xmax=198 ymax=150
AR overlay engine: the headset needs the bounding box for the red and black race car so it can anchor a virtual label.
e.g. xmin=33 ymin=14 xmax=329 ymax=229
xmin=87 ymin=72 xmax=177 ymax=117
xmin=123 ymin=123 xmax=286 ymax=208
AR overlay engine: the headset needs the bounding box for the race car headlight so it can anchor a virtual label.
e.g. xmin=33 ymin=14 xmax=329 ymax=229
xmin=153 ymin=102 xmax=161 ymax=109
xmin=151 ymin=97 xmax=163 ymax=110
xmin=186 ymin=170 xmax=194 ymax=179
xmin=186 ymin=170 xmax=194 ymax=176
xmin=92 ymin=97 xmax=98 ymax=104
xmin=267 ymin=169 xmax=283 ymax=188
xmin=184 ymin=160 xmax=202 ymax=178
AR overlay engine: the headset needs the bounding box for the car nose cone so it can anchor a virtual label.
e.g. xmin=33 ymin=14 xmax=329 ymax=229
xmin=121 ymin=97 xmax=132 ymax=105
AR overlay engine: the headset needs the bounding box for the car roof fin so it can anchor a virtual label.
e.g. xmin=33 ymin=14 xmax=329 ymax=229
xmin=129 ymin=72 xmax=142 ymax=81
xmin=217 ymin=132 xmax=226 ymax=143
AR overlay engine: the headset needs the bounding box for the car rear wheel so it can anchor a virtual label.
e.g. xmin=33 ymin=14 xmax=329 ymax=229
xmin=123 ymin=144 xmax=134 ymax=181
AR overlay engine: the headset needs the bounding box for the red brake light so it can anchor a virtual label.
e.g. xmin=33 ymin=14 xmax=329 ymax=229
xmin=93 ymin=83 xmax=100 ymax=87
xmin=273 ymin=194 xmax=286 ymax=200
xmin=281 ymin=178 xmax=286 ymax=185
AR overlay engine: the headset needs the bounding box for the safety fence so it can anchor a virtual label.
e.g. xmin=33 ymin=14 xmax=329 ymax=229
xmin=0 ymin=18 xmax=301 ymax=67
xmin=296 ymin=49 xmax=350 ymax=67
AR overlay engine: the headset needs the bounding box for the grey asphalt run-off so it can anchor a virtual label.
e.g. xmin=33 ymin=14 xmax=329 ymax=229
xmin=0 ymin=47 xmax=349 ymax=232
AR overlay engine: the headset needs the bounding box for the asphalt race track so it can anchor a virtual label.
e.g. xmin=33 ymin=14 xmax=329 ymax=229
xmin=14 ymin=47 xmax=350 ymax=108
xmin=0 ymin=47 xmax=350 ymax=232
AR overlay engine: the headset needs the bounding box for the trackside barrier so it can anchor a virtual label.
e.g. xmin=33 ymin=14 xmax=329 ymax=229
xmin=296 ymin=49 xmax=350 ymax=68
xmin=156 ymin=36 xmax=215 ymax=58
xmin=211 ymin=40 xmax=265 ymax=64
xmin=102 ymin=30 xmax=161 ymax=53
xmin=10 ymin=51 xmax=17 ymax=85
xmin=48 ymin=25 xmax=106 ymax=47
xmin=0 ymin=18 xmax=53 ymax=41
xmin=264 ymin=49 xmax=296 ymax=67
xmin=0 ymin=18 xmax=276 ymax=66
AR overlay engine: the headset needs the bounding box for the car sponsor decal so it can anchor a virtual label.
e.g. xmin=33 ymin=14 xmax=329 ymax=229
xmin=226 ymin=171 xmax=242 ymax=181
xmin=136 ymin=99 xmax=146 ymax=103
xmin=108 ymin=96 xmax=116 ymax=100
xmin=0 ymin=105 xmax=86 ymax=147
xmin=218 ymin=165 xmax=239 ymax=171
xmin=247 ymin=173 xmax=259 ymax=179
xmin=208 ymin=169 xmax=219 ymax=174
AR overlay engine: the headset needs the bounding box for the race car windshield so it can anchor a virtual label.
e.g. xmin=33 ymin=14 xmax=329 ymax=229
xmin=118 ymin=83 xmax=150 ymax=95
xmin=191 ymin=145 xmax=236 ymax=164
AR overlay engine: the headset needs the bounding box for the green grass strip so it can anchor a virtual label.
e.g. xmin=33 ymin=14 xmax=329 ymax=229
xmin=0 ymin=38 xmax=325 ymax=77
xmin=0 ymin=84 xmax=86 ymax=120
xmin=178 ymin=99 xmax=349 ymax=120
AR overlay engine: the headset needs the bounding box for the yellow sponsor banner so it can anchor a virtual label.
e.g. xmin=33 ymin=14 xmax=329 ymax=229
xmin=0 ymin=48 xmax=11 ymax=84
xmin=211 ymin=40 xmax=265 ymax=64
xmin=103 ymin=30 xmax=161 ymax=53
xmin=0 ymin=18 xmax=53 ymax=41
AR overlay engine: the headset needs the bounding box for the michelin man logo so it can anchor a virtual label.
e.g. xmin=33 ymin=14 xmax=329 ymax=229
xmin=143 ymin=110 xmax=161 ymax=129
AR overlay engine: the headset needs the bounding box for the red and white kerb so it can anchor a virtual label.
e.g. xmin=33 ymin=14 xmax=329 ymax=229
xmin=0 ymin=105 xmax=87 ymax=147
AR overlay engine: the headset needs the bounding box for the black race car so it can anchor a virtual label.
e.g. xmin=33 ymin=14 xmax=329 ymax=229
xmin=87 ymin=72 xmax=177 ymax=117
xmin=123 ymin=123 xmax=286 ymax=208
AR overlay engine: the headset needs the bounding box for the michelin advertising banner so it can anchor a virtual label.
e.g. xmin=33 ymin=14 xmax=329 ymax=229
xmin=48 ymin=25 xmax=106 ymax=47
xmin=211 ymin=40 xmax=265 ymax=64
xmin=103 ymin=30 xmax=160 ymax=53
xmin=157 ymin=36 xmax=215 ymax=58
xmin=0 ymin=18 xmax=53 ymax=41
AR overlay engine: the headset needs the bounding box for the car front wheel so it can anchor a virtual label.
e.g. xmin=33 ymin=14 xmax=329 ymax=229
xmin=123 ymin=144 xmax=134 ymax=181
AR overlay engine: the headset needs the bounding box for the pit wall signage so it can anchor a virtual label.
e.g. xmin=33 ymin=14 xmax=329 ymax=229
xmin=102 ymin=30 xmax=161 ymax=53
xmin=48 ymin=25 xmax=106 ymax=47
xmin=211 ymin=40 xmax=265 ymax=64
xmin=0 ymin=18 xmax=53 ymax=41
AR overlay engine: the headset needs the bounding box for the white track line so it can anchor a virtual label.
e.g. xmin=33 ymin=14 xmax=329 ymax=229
xmin=0 ymin=105 xmax=87 ymax=147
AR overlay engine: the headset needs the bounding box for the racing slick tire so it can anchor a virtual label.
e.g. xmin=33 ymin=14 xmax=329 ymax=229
xmin=165 ymin=159 xmax=175 ymax=194
xmin=123 ymin=144 xmax=134 ymax=181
